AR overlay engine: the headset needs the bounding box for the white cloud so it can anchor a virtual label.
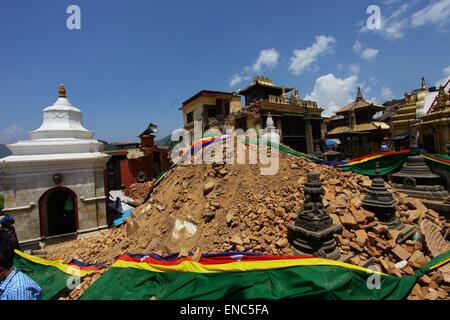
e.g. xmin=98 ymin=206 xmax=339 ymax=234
xmin=230 ymin=49 xmax=279 ymax=87
xmin=252 ymin=48 xmax=280 ymax=72
xmin=229 ymin=74 xmax=241 ymax=87
xmin=0 ymin=124 xmax=26 ymax=144
xmin=360 ymin=81 xmax=371 ymax=94
xmin=411 ymin=0 xmax=450 ymax=28
xmin=305 ymin=73 xmax=358 ymax=116
xmin=362 ymin=48 xmax=379 ymax=60
xmin=383 ymin=0 xmax=402 ymax=5
xmin=229 ymin=74 xmax=251 ymax=87
xmin=289 ymin=35 xmax=336 ymax=75
xmin=353 ymin=40 xmax=363 ymax=53
xmin=361 ymin=1 xmax=450 ymax=40
xmin=380 ymin=86 xmax=396 ymax=100
xmin=353 ymin=40 xmax=379 ymax=60
xmin=384 ymin=19 xmax=409 ymax=40
xmin=435 ymin=65 xmax=450 ymax=87
xmin=348 ymin=63 xmax=361 ymax=75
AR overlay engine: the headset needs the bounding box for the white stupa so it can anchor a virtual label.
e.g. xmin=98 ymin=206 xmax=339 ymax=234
xmin=0 ymin=85 xmax=110 ymax=249
xmin=260 ymin=112 xmax=280 ymax=145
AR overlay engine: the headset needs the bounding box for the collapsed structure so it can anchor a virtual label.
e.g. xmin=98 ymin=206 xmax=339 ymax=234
xmin=42 ymin=145 xmax=450 ymax=300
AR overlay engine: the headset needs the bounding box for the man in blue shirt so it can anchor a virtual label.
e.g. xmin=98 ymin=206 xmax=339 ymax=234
xmin=0 ymin=252 xmax=42 ymax=300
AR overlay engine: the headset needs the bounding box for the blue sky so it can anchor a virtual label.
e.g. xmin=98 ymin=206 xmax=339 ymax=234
xmin=0 ymin=0 xmax=449 ymax=144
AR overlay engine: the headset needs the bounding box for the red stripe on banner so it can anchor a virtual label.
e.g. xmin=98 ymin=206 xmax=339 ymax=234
xmin=425 ymin=155 xmax=450 ymax=164
xmin=347 ymin=149 xmax=411 ymax=164
xmin=116 ymin=254 xmax=314 ymax=266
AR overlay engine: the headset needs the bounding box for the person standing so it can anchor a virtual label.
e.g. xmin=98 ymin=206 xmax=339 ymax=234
xmin=0 ymin=252 xmax=42 ymax=300
xmin=0 ymin=215 xmax=20 ymax=251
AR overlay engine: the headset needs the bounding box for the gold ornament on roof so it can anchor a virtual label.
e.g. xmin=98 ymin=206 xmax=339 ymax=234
xmin=58 ymin=84 xmax=67 ymax=98
xmin=421 ymin=75 xmax=427 ymax=91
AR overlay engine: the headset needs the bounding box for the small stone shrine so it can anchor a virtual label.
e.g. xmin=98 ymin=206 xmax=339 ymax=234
xmin=362 ymin=163 xmax=402 ymax=229
xmin=392 ymin=155 xmax=450 ymax=213
xmin=288 ymin=171 xmax=342 ymax=260
xmin=362 ymin=162 xmax=416 ymax=242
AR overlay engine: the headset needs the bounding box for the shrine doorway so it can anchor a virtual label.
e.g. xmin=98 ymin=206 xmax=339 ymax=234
xmin=39 ymin=187 xmax=78 ymax=237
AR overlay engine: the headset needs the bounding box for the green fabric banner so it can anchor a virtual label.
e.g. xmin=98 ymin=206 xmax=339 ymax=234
xmin=13 ymin=254 xmax=72 ymax=300
xmin=340 ymin=153 xmax=410 ymax=176
xmin=80 ymin=251 xmax=450 ymax=300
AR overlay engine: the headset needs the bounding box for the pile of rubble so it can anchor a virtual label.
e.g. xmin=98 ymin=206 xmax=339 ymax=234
xmin=45 ymin=152 xmax=450 ymax=300
xmin=124 ymin=180 xmax=154 ymax=205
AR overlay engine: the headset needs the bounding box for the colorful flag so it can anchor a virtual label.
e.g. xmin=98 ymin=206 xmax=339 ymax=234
xmin=80 ymin=251 xmax=450 ymax=300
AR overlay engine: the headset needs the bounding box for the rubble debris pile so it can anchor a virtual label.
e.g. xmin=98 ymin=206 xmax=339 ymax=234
xmin=44 ymin=151 xmax=450 ymax=300
xmin=124 ymin=180 xmax=154 ymax=205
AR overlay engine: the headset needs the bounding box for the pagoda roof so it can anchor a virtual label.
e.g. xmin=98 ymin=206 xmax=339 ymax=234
xmin=238 ymin=76 xmax=294 ymax=96
xmin=336 ymin=87 xmax=384 ymax=114
xmin=139 ymin=123 xmax=158 ymax=137
xmin=327 ymin=122 xmax=390 ymax=135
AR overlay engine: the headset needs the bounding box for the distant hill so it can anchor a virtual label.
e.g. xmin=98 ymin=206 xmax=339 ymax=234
xmin=0 ymin=144 xmax=12 ymax=158
xmin=156 ymin=134 xmax=177 ymax=148
xmin=98 ymin=140 xmax=119 ymax=151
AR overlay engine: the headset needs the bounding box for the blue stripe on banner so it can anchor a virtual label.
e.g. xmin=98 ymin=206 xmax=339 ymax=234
xmin=126 ymin=251 xmax=266 ymax=261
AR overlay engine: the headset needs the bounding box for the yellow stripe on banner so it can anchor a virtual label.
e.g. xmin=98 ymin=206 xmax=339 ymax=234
xmin=112 ymin=258 xmax=388 ymax=276
xmin=421 ymin=155 xmax=449 ymax=166
xmin=429 ymin=256 xmax=450 ymax=271
xmin=338 ymin=155 xmax=384 ymax=167
xmin=15 ymin=250 xmax=94 ymax=277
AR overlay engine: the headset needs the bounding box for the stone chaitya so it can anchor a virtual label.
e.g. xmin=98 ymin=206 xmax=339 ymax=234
xmin=288 ymin=172 xmax=342 ymax=259
xmin=362 ymin=163 xmax=416 ymax=242
xmin=362 ymin=163 xmax=402 ymax=229
xmin=391 ymin=155 xmax=450 ymax=213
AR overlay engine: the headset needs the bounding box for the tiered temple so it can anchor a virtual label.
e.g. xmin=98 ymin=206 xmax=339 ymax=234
xmin=391 ymin=77 xmax=428 ymax=150
xmin=327 ymin=86 xmax=389 ymax=158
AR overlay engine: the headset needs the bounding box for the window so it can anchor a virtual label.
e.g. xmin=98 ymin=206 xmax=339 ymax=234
xmin=224 ymin=101 xmax=230 ymax=115
xmin=186 ymin=111 xmax=194 ymax=123
xmin=205 ymin=105 xmax=217 ymax=118
xmin=216 ymin=99 xmax=224 ymax=115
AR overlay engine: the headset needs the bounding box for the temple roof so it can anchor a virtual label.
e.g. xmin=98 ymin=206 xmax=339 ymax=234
xmin=139 ymin=123 xmax=158 ymax=137
xmin=238 ymin=76 xmax=294 ymax=96
xmin=335 ymin=86 xmax=384 ymax=114
xmin=327 ymin=122 xmax=390 ymax=135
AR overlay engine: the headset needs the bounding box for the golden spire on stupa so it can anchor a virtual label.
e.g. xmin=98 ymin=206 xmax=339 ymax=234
xmin=58 ymin=84 xmax=67 ymax=98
